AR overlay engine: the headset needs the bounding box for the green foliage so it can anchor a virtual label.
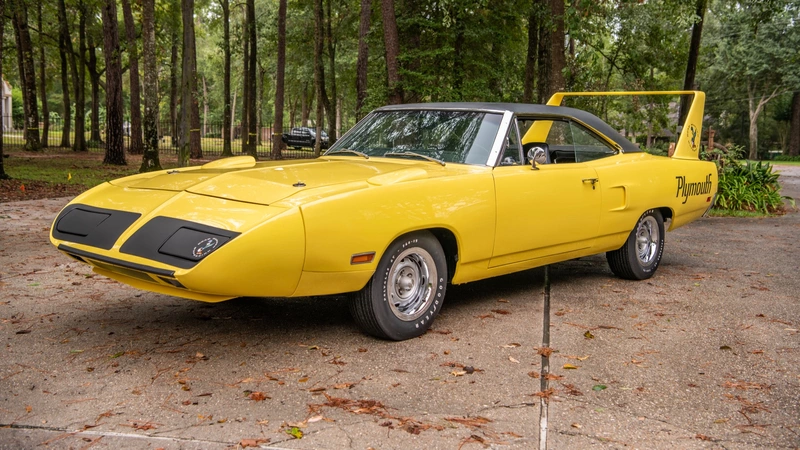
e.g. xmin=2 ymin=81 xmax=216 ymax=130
xmin=714 ymin=160 xmax=789 ymax=214
xmin=773 ymin=155 xmax=800 ymax=162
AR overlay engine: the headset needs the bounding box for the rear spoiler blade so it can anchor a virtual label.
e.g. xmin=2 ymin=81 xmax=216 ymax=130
xmin=547 ymin=91 xmax=705 ymax=160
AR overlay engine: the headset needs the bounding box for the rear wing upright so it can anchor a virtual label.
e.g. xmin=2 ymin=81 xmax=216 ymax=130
xmin=547 ymin=91 xmax=705 ymax=160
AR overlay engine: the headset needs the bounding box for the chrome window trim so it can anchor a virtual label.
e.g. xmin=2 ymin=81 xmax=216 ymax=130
xmin=487 ymin=111 xmax=515 ymax=167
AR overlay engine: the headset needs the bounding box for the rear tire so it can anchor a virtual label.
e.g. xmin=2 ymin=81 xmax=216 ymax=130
xmin=606 ymin=209 xmax=664 ymax=280
xmin=349 ymin=231 xmax=447 ymax=340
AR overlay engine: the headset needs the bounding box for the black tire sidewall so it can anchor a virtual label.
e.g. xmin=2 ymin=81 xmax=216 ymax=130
xmin=369 ymin=232 xmax=447 ymax=340
xmin=627 ymin=209 xmax=664 ymax=278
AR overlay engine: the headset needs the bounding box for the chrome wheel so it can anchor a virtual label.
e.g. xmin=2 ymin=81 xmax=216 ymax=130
xmin=388 ymin=248 xmax=437 ymax=321
xmin=635 ymin=216 xmax=660 ymax=266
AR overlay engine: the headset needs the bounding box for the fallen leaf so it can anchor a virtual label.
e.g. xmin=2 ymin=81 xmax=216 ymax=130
xmin=713 ymin=418 xmax=729 ymax=424
xmin=240 ymin=438 xmax=269 ymax=448
xmin=528 ymin=371 xmax=540 ymax=378
xmin=25 ymin=405 xmax=32 ymax=413
xmin=696 ymin=434 xmax=714 ymax=441
xmin=248 ymin=392 xmax=269 ymax=401
xmin=571 ymin=423 xmax=582 ymax=429
xmin=286 ymin=427 xmax=303 ymax=439
xmin=535 ymin=347 xmax=553 ymax=357
xmin=307 ymin=415 xmax=323 ymax=423
xmin=509 ymin=356 xmax=520 ymax=364
xmin=563 ymin=364 xmax=579 ymax=370
xmin=298 ymin=377 xmax=309 ymax=383
xmin=719 ymin=346 xmax=732 ymax=351
xmin=16 ymin=330 xmax=32 ymax=335
xmin=332 ymin=383 xmax=354 ymax=389
xmin=451 ymin=370 xmax=467 ymax=377
xmin=501 ymin=343 xmax=521 ymax=348
xmin=584 ymin=330 xmax=595 ymax=339
xmin=544 ymin=373 xmax=563 ymax=381
xmin=592 ymin=384 xmax=607 ymax=391
xmin=491 ymin=309 xmax=511 ymax=315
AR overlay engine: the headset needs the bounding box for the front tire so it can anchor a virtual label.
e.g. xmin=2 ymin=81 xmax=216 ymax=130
xmin=606 ymin=209 xmax=665 ymax=280
xmin=349 ymin=231 xmax=447 ymax=340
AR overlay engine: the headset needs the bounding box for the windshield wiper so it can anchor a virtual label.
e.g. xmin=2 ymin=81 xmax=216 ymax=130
xmin=384 ymin=151 xmax=445 ymax=166
xmin=325 ymin=149 xmax=369 ymax=159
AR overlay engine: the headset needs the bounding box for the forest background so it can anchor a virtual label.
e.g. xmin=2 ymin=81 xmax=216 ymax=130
xmin=0 ymin=0 xmax=798 ymax=176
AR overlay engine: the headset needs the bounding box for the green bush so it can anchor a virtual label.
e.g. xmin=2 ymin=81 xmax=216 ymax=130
xmin=773 ymin=155 xmax=800 ymax=162
xmin=714 ymin=160 xmax=790 ymax=214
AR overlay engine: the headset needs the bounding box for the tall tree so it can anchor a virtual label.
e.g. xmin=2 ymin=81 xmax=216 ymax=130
xmin=101 ymin=0 xmax=126 ymax=165
xmin=679 ymin=0 xmax=707 ymax=125
xmin=325 ymin=0 xmax=337 ymax=145
xmin=179 ymin=0 xmax=201 ymax=165
xmin=169 ymin=35 xmax=179 ymax=144
xmin=0 ymin=0 xmax=7 ymax=179
xmin=313 ymin=0 xmax=325 ymax=156
xmin=140 ymin=0 xmax=161 ymax=172
xmin=37 ymin=3 xmax=48 ymax=148
xmin=246 ymin=0 xmax=257 ymax=157
xmin=122 ymin=0 xmax=143 ymax=154
xmin=220 ymin=0 xmax=233 ymax=157
xmin=790 ymin=92 xmax=800 ymax=157
xmin=381 ymin=0 xmax=401 ymax=104
xmin=11 ymin=0 xmax=41 ymax=151
xmin=58 ymin=0 xmax=86 ymax=151
xmin=523 ymin=1 xmax=542 ymax=103
xmin=355 ymin=0 xmax=370 ymax=119
xmin=58 ymin=32 xmax=71 ymax=148
xmin=271 ymin=0 xmax=286 ymax=160
xmin=241 ymin=12 xmax=250 ymax=154
xmin=703 ymin=1 xmax=800 ymax=159
xmin=87 ymin=37 xmax=103 ymax=145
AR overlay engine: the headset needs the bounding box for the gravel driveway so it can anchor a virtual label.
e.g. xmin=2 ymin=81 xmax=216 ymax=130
xmin=1 ymin=166 xmax=798 ymax=449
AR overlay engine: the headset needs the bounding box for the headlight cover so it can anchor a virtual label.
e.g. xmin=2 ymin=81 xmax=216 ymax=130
xmin=120 ymin=217 xmax=240 ymax=269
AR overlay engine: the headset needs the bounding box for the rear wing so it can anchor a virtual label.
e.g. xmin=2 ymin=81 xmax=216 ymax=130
xmin=547 ymin=91 xmax=705 ymax=160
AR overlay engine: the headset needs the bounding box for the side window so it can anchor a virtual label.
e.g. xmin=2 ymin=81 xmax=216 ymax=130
xmin=499 ymin=121 xmax=522 ymax=166
xmin=570 ymin=122 xmax=617 ymax=162
xmin=546 ymin=120 xmax=575 ymax=164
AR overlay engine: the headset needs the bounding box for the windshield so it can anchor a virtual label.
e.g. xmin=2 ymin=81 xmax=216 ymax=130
xmin=327 ymin=110 xmax=503 ymax=165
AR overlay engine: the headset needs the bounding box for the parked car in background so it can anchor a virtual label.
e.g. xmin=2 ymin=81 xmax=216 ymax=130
xmin=282 ymin=127 xmax=329 ymax=149
xmin=49 ymin=91 xmax=716 ymax=341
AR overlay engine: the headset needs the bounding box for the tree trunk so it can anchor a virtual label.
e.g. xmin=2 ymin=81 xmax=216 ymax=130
xmin=220 ymin=0 xmax=232 ymax=157
xmin=202 ymin=76 xmax=208 ymax=137
xmin=679 ymin=0 xmax=707 ymax=125
xmin=314 ymin=0 xmax=325 ymax=156
xmin=789 ymin=92 xmax=800 ymax=157
xmin=87 ymin=40 xmax=102 ymax=145
xmin=523 ymin=1 xmax=540 ymax=103
xmin=258 ymin=63 xmax=266 ymax=146
xmin=535 ymin=0 xmax=551 ymax=104
xmin=12 ymin=0 xmax=41 ymax=151
xmin=452 ymin=7 xmax=464 ymax=101
xmin=548 ymin=0 xmax=566 ymax=97
xmin=747 ymin=85 xmax=781 ymax=160
xmin=241 ymin=11 xmax=250 ymax=154
xmin=58 ymin=0 xmax=86 ymax=151
xmin=180 ymin=0 xmax=199 ymax=165
xmin=355 ymin=0 xmax=370 ymax=120
xmin=0 ymin=0 xmax=7 ymax=179
xmin=325 ymin=0 xmax=337 ymax=145
xmin=102 ymin=0 xmax=126 ymax=165
xmin=169 ymin=33 xmax=179 ymax=146
xmin=58 ymin=33 xmax=71 ymax=148
xmin=301 ymin=83 xmax=310 ymax=126
xmin=246 ymin=0 xmax=257 ymax=157
xmin=37 ymin=3 xmax=48 ymax=148
xmin=381 ymin=0 xmax=401 ymax=104
xmin=272 ymin=0 xmax=286 ymax=160
xmin=122 ymin=0 xmax=144 ymax=154
xmin=230 ymin=90 xmax=236 ymax=142
xmin=140 ymin=0 xmax=161 ymax=172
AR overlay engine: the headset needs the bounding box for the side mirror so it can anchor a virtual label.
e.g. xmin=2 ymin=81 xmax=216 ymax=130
xmin=525 ymin=143 xmax=549 ymax=170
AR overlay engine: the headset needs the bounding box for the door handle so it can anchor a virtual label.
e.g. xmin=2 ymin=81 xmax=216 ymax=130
xmin=582 ymin=178 xmax=599 ymax=189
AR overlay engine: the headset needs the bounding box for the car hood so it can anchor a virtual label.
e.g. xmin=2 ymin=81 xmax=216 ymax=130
xmin=108 ymin=157 xmax=462 ymax=206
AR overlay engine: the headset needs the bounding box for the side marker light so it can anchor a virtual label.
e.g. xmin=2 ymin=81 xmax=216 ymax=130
xmin=351 ymin=252 xmax=376 ymax=265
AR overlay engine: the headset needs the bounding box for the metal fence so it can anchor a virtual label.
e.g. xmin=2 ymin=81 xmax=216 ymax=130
xmin=1 ymin=117 xmax=319 ymax=160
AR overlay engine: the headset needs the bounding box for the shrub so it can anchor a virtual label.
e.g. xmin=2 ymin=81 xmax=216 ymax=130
xmin=714 ymin=160 xmax=791 ymax=214
xmin=773 ymin=155 xmax=800 ymax=162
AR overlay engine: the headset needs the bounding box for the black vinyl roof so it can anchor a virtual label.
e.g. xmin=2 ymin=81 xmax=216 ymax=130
xmin=375 ymin=102 xmax=641 ymax=154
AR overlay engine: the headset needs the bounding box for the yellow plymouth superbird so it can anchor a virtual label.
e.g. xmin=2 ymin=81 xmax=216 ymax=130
xmin=50 ymin=91 xmax=716 ymax=340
